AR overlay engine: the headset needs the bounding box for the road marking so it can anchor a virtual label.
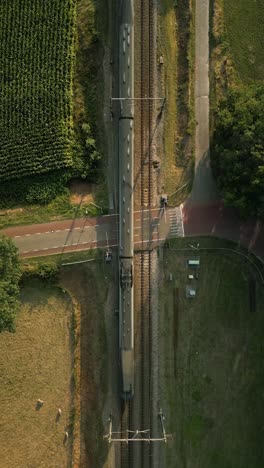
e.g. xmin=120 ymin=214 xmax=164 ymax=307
xmin=180 ymin=204 xmax=185 ymax=237
xmin=133 ymin=208 xmax=160 ymax=214
xmin=135 ymin=217 xmax=159 ymax=222
xmin=134 ymin=237 xmax=166 ymax=245
xmin=102 ymin=213 xmax=118 ymax=217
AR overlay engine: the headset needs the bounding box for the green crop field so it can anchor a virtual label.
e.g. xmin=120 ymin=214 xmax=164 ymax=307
xmin=0 ymin=0 xmax=76 ymax=183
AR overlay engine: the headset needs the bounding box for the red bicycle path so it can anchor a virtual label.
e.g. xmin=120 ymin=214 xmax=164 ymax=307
xmin=182 ymin=200 xmax=264 ymax=262
xmin=0 ymin=208 xmax=166 ymax=257
xmin=1 ymin=203 xmax=264 ymax=262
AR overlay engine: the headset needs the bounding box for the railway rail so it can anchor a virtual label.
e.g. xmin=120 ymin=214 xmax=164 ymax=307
xmin=138 ymin=0 xmax=154 ymax=466
xmin=127 ymin=0 xmax=155 ymax=467
xmin=119 ymin=0 xmax=155 ymax=466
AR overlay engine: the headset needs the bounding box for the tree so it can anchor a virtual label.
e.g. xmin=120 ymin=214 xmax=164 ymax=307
xmin=0 ymin=236 xmax=21 ymax=332
xmin=211 ymin=85 xmax=264 ymax=218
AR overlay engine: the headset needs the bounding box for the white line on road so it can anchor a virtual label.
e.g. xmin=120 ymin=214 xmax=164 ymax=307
xmin=134 ymin=237 xmax=166 ymax=245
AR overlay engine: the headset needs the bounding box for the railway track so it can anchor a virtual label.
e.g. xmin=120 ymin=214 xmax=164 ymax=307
xmin=120 ymin=400 xmax=132 ymax=468
xmin=136 ymin=0 xmax=154 ymax=467
xmin=140 ymin=0 xmax=153 ymax=209
xmin=140 ymin=250 xmax=152 ymax=467
xmin=140 ymin=1 xmax=154 ymax=465
xmin=120 ymin=0 xmax=155 ymax=466
xmin=137 ymin=0 xmax=154 ymax=466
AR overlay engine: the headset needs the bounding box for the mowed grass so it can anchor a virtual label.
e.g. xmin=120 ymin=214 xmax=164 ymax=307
xmin=0 ymin=282 xmax=74 ymax=468
xmin=160 ymin=245 xmax=264 ymax=467
xmin=223 ymin=0 xmax=264 ymax=82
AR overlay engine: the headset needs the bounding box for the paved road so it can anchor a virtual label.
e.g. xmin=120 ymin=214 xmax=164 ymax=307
xmin=182 ymin=201 xmax=264 ymax=261
xmin=1 ymin=208 xmax=184 ymax=257
xmin=182 ymin=0 xmax=264 ymax=262
xmin=189 ymin=0 xmax=219 ymax=203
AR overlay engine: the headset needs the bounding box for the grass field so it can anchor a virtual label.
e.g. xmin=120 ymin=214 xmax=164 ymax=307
xmin=0 ymin=282 xmax=74 ymax=467
xmin=210 ymin=0 xmax=264 ymax=114
xmin=0 ymin=0 xmax=76 ymax=182
xmin=160 ymin=242 xmax=264 ymax=468
xmin=223 ymin=0 xmax=264 ymax=82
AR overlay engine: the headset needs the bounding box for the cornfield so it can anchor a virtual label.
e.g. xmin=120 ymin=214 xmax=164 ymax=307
xmin=0 ymin=0 xmax=76 ymax=181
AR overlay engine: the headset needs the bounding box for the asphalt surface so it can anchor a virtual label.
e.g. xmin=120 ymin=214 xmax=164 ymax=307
xmin=183 ymin=201 xmax=264 ymax=260
xmin=1 ymin=208 xmax=184 ymax=257
xmin=182 ymin=0 xmax=264 ymax=261
xmin=189 ymin=0 xmax=219 ymax=203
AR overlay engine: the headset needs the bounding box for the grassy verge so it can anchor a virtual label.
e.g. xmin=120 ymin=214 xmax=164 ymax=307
xmin=0 ymin=189 xmax=106 ymax=230
xmin=160 ymin=242 xmax=264 ymax=467
xmin=21 ymin=248 xmax=104 ymax=273
xmin=60 ymin=261 xmax=112 ymax=466
xmin=0 ymin=282 xmax=75 ymax=467
xmin=158 ymin=0 xmax=195 ymax=203
xmin=73 ymin=0 xmax=109 ymax=202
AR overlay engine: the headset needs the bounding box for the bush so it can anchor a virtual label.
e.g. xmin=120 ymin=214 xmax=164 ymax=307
xmin=0 ymin=171 xmax=70 ymax=208
xmin=0 ymin=236 xmax=21 ymax=332
xmin=21 ymin=262 xmax=59 ymax=283
xmin=211 ymin=85 xmax=264 ymax=218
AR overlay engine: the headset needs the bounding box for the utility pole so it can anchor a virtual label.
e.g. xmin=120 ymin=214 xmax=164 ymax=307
xmin=103 ymin=409 xmax=171 ymax=444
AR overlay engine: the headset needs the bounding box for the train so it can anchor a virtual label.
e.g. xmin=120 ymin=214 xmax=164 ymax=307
xmin=118 ymin=0 xmax=134 ymax=400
